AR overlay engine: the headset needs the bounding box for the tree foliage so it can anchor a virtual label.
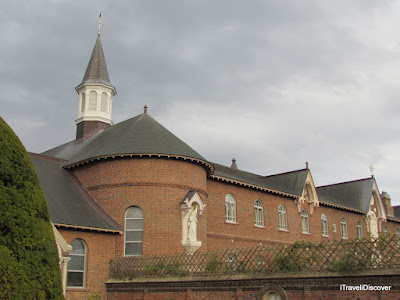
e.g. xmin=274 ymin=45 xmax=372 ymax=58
xmin=0 ymin=117 xmax=63 ymax=299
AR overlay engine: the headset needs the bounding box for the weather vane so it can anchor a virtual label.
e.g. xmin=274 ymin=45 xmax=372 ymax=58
xmin=98 ymin=12 xmax=103 ymax=35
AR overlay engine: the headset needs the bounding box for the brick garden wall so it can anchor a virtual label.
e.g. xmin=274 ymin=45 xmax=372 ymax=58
xmin=106 ymin=270 xmax=400 ymax=300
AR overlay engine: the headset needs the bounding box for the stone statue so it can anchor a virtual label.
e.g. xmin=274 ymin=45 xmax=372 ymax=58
xmin=188 ymin=206 xmax=198 ymax=242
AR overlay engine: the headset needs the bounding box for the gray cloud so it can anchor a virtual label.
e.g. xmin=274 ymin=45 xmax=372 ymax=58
xmin=2 ymin=1 xmax=400 ymax=205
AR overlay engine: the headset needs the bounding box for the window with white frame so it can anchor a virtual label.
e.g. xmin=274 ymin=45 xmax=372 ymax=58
xmin=321 ymin=213 xmax=328 ymax=237
xmin=301 ymin=209 xmax=309 ymax=234
xmin=67 ymin=239 xmax=87 ymax=288
xmin=278 ymin=205 xmax=287 ymax=230
xmin=340 ymin=217 xmax=348 ymax=239
xmin=254 ymin=199 xmax=264 ymax=227
xmin=225 ymin=194 xmax=236 ymax=223
xmin=125 ymin=206 xmax=143 ymax=256
xmin=356 ymin=221 xmax=362 ymax=239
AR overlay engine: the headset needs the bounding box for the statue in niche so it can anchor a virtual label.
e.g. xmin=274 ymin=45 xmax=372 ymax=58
xmin=187 ymin=206 xmax=198 ymax=242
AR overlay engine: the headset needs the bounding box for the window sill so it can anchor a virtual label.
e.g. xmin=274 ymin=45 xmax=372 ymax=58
xmin=278 ymin=228 xmax=289 ymax=233
xmin=254 ymin=225 xmax=265 ymax=229
xmin=302 ymin=232 xmax=311 ymax=235
xmin=225 ymin=221 xmax=237 ymax=225
xmin=67 ymin=287 xmax=87 ymax=291
xmin=322 ymin=234 xmax=329 ymax=238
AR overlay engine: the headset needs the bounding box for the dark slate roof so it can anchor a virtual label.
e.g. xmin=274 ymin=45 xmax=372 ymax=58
xmin=30 ymin=153 xmax=122 ymax=232
xmin=212 ymin=163 xmax=308 ymax=197
xmin=394 ymin=206 xmax=400 ymax=219
xmin=262 ymin=169 xmax=309 ymax=196
xmin=316 ymin=178 xmax=375 ymax=212
xmin=78 ymin=34 xmax=114 ymax=88
xmin=43 ymin=113 xmax=208 ymax=169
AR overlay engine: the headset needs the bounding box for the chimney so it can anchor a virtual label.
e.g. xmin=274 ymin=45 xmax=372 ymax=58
xmin=231 ymin=158 xmax=238 ymax=170
xmin=381 ymin=191 xmax=394 ymax=216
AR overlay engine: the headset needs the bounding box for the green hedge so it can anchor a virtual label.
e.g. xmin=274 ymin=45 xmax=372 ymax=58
xmin=0 ymin=117 xmax=63 ymax=299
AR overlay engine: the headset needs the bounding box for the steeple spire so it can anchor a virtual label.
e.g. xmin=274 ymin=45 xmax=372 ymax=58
xmin=75 ymin=18 xmax=117 ymax=140
xmin=80 ymin=34 xmax=114 ymax=88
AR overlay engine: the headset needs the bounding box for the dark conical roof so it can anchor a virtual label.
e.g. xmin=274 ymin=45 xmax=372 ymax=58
xmin=43 ymin=113 xmax=212 ymax=172
xmin=80 ymin=34 xmax=114 ymax=88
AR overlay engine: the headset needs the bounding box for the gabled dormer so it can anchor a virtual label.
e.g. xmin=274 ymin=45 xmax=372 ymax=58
xmin=75 ymin=32 xmax=117 ymax=140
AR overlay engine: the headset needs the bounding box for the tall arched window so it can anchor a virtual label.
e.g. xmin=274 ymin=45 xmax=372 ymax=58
xmin=67 ymin=239 xmax=87 ymax=288
xmin=101 ymin=92 xmax=108 ymax=112
xmin=340 ymin=218 xmax=348 ymax=239
xmin=356 ymin=221 xmax=362 ymax=239
xmin=88 ymin=91 xmax=97 ymax=111
xmin=225 ymin=194 xmax=236 ymax=223
xmin=301 ymin=209 xmax=309 ymax=234
xmin=278 ymin=205 xmax=287 ymax=230
xmin=125 ymin=207 xmax=143 ymax=256
xmin=321 ymin=214 xmax=328 ymax=237
xmin=254 ymin=199 xmax=264 ymax=227
xmin=81 ymin=92 xmax=86 ymax=112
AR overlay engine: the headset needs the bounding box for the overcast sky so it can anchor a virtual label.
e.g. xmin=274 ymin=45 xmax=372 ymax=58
xmin=2 ymin=1 xmax=400 ymax=206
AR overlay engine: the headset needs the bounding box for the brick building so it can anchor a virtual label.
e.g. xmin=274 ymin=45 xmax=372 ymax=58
xmin=29 ymin=32 xmax=400 ymax=299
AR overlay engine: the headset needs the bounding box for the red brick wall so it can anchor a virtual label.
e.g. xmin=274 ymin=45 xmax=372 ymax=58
xmin=72 ymin=157 xmax=208 ymax=256
xmin=58 ymin=228 xmax=117 ymax=300
xmin=206 ymin=179 xmax=389 ymax=250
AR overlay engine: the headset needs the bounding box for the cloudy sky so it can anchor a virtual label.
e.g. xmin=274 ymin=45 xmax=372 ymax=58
xmin=2 ymin=1 xmax=400 ymax=205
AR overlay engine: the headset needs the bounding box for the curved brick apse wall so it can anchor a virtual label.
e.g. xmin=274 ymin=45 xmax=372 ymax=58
xmin=71 ymin=157 xmax=208 ymax=255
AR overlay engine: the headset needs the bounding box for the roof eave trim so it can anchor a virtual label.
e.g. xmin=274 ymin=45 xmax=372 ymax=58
xmin=64 ymin=153 xmax=215 ymax=174
xmin=319 ymin=201 xmax=365 ymax=214
xmin=386 ymin=216 xmax=400 ymax=223
xmin=53 ymin=223 xmax=122 ymax=234
xmin=209 ymin=174 xmax=297 ymax=199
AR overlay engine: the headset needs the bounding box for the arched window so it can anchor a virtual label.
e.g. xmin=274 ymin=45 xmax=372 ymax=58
xmin=278 ymin=205 xmax=287 ymax=230
xmin=340 ymin=218 xmax=348 ymax=239
xmin=356 ymin=221 xmax=362 ymax=239
xmin=301 ymin=209 xmax=309 ymax=234
xmin=225 ymin=194 xmax=236 ymax=223
xmin=81 ymin=92 xmax=86 ymax=112
xmin=321 ymin=214 xmax=328 ymax=237
xmin=125 ymin=207 xmax=143 ymax=256
xmin=88 ymin=91 xmax=97 ymax=111
xmin=254 ymin=199 xmax=264 ymax=227
xmin=101 ymin=92 xmax=108 ymax=112
xmin=67 ymin=239 xmax=87 ymax=288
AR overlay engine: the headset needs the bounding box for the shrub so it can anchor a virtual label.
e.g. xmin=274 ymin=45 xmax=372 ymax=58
xmin=0 ymin=117 xmax=63 ymax=299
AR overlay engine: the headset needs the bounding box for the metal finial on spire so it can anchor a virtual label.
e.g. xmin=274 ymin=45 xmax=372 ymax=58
xmin=369 ymin=163 xmax=375 ymax=177
xmin=144 ymin=105 xmax=148 ymax=113
xmin=98 ymin=12 xmax=103 ymax=35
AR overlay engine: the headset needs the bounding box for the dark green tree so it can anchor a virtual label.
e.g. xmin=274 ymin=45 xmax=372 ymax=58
xmin=0 ymin=117 xmax=63 ymax=299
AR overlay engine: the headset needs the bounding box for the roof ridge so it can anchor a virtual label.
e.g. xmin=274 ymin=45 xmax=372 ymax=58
xmin=316 ymin=177 xmax=373 ymax=189
xmin=29 ymin=152 xmax=68 ymax=163
xmin=263 ymin=168 xmax=308 ymax=178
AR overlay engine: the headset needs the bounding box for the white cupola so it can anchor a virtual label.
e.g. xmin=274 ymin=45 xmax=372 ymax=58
xmin=75 ymin=29 xmax=117 ymax=140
